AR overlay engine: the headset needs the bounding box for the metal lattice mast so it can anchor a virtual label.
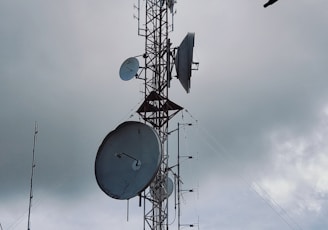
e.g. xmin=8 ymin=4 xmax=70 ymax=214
xmin=136 ymin=1 xmax=180 ymax=230
xmin=27 ymin=122 xmax=38 ymax=230
xmin=95 ymin=1 xmax=197 ymax=230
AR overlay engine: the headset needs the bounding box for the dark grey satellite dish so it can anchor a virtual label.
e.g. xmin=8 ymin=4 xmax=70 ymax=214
xmin=151 ymin=176 xmax=174 ymax=201
xmin=175 ymin=33 xmax=195 ymax=93
xmin=119 ymin=57 xmax=139 ymax=81
xmin=95 ymin=121 xmax=162 ymax=200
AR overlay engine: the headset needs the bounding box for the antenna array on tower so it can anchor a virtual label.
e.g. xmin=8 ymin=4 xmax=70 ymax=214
xmin=95 ymin=1 xmax=198 ymax=230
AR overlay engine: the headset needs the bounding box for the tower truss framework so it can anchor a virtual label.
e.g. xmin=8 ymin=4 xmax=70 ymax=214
xmin=135 ymin=1 xmax=180 ymax=230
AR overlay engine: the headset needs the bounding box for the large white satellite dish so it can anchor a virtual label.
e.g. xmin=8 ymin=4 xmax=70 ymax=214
xmin=95 ymin=121 xmax=162 ymax=200
xmin=175 ymin=33 xmax=195 ymax=93
xmin=119 ymin=57 xmax=139 ymax=81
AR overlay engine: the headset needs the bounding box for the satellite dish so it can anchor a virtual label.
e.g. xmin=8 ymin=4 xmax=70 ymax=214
xmin=119 ymin=57 xmax=139 ymax=81
xmin=151 ymin=176 xmax=174 ymax=201
xmin=95 ymin=121 xmax=162 ymax=200
xmin=175 ymin=33 xmax=195 ymax=93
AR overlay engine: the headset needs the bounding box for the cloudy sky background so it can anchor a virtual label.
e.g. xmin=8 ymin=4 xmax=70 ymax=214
xmin=1 ymin=0 xmax=328 ymax=229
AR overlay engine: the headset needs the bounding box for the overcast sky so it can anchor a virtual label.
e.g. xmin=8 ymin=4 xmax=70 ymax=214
xmin=1 ymin=0 xmax=328 ymax=229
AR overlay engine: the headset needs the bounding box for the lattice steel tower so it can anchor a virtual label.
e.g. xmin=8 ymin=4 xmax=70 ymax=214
xmin=135 ymin=1 xmax=194 ymax=230
xmin=95 ymin=1 xmax=197 ymax=230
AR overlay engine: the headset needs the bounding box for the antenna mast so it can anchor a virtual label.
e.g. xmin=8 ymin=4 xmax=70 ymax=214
xmin=136 ymin=1 xmax=177 ymax=230
xmin=95 ymin=1 xmax=197 ymax=230
xmin=135 ymin=1 xmax=191 ymax=230
xmin=27 ymin=122 xmax=38 ymax=230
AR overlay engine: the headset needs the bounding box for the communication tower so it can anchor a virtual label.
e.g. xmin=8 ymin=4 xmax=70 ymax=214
xmin=95 ymin=1 xmax=198 ymax=230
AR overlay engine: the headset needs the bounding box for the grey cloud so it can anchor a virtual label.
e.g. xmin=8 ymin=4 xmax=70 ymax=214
xmin=1 ymin=0 xmax=328 ymax=230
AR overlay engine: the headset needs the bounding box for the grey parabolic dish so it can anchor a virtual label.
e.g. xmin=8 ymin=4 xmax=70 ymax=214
xmin=175 ymin=32 xmax=195 ymax=93
xmin=95 ymin=121 xmax=162 ymax=200
xmin=151 ymin=176 xmax=174 ymax=201
xmin=119 ymin=57 xmax=139 ymax=81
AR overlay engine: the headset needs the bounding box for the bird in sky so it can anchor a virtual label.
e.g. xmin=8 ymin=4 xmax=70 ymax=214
xmin=263 ymin=0 xmax=279 ymax=8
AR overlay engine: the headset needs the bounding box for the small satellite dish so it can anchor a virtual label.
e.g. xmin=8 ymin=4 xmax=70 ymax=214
xmin=175 ymin=33 xmax=195 ymax=93
xmin=95 ymin=121 xmax=162 ymax=200
xmin=119 ymin=57 xmax=139 ymax=81
xmin=151 ymin=176 xmax=174 ymax=201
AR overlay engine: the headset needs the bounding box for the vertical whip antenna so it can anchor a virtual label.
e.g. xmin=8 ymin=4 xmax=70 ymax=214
xmin=27 ymin=122 xmax=38 ymax=230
